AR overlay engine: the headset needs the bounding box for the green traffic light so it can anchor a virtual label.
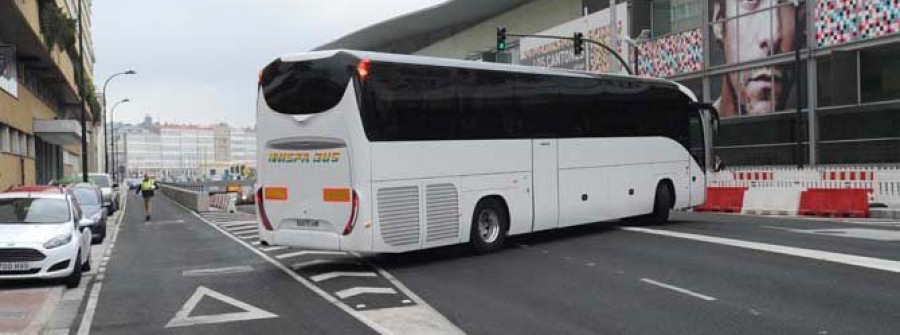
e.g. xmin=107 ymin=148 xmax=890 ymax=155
xmin=498 ymin=42 xmax=507 ymax=51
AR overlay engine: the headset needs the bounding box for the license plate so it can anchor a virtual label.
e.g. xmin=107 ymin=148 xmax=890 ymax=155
xmin=297 ymin=219 xmax=319 ymax=228
xmin=0 ymin=262 xmax=29 ymax=271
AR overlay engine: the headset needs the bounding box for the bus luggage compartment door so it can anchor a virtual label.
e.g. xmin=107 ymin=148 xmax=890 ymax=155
xmin=532 ymin=139 xmax=559 ymax=232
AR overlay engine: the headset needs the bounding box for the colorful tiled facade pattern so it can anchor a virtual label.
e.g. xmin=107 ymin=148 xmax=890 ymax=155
xmin=817 ymin=0 xmax=900 ymax=48
xmin=636 ymin=28 xmax=703 ymax=78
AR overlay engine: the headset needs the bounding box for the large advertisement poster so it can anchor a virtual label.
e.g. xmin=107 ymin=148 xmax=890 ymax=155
xmin=708 ymin=0 xmax=807 ymax=118
xmin=816 ymin=0 xmax=900 ymax=48
xmin=0 ymin=45 xmax=16 ymax=98
xmin=636 ymin=28 xmax=704 ymax=78
xmin=519 ymin=3 xmax=629 ymax=74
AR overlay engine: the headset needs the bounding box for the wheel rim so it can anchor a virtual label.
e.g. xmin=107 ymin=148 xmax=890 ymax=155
xmin=477 ymin=209 xmax=501 ymax=243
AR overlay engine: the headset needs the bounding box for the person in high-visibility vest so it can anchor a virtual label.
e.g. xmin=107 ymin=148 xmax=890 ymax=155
xmin=135 ymin=174 xmax=159 ymax=221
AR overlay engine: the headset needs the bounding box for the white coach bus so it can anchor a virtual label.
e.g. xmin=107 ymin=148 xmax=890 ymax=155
xmin=255 ymin=50 xmax=717 ymax=253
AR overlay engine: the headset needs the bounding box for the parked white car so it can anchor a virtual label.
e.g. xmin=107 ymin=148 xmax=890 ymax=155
xmin=0 ymin=186 xmax=93 ymax=288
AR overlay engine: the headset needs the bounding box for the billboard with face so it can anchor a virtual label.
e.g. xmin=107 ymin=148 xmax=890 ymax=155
xmin=708 ymin=0 xmax=807 ymax=118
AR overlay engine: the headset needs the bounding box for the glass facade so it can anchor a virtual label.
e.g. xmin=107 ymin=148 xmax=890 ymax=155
xmin=613 ymin=0 xmax=900 ymax=165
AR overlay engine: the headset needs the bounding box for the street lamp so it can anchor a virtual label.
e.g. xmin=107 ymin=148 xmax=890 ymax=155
xmin=109 ymin=98 xmax=130 ymax=182
xmin=102 ymin=70 xmax=136 ymax=175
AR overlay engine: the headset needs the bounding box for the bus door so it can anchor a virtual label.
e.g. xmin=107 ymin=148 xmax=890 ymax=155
xmin=532 ymin=139 xmax=559 ymax=231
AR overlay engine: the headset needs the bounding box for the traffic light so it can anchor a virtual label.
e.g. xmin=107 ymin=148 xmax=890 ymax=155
xmin=573 ymin=32 xmax=584 ymax=55
xmin=497 ymin=26 xmax=508 ymax=51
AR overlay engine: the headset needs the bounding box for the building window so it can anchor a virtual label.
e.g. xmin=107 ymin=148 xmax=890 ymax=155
xmin=0 ymin=45 xmax=16 ymax=97
xmin=860 ymin=43 xmax=900 ymax=104
xmin=652 ymin=0 xmax=702 ymax=37
xmin=816 ymin=52 xmax=859 ymax=107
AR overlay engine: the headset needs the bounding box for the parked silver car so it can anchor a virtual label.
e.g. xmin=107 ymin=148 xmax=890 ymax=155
xmin=86 ymin=173 xmax=120 ymax=215
xmin=69 ymin=183 xmax=107 ymax=243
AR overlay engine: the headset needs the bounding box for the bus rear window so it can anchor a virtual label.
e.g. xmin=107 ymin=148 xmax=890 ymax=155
xmin=260 ymin=56 xmax=354 ymax=115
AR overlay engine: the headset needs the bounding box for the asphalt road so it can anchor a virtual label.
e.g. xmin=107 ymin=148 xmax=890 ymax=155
xmin=72 ymin=199 xmax=900 ymax=334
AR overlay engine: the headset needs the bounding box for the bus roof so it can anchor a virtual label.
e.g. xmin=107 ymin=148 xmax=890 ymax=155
xmin=273 ymin=50 xmax=683 ymax=90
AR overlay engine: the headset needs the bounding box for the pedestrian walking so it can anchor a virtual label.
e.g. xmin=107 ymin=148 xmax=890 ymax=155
xmin=136 ymin=174 xmax=159 ymax=221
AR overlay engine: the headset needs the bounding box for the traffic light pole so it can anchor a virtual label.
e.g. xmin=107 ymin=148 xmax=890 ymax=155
xmin=503 ymin=32 xmax=633 ymax=76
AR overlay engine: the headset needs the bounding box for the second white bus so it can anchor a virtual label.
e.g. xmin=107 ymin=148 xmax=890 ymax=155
xmin=255 ymin=50 xmax=716 ymax=253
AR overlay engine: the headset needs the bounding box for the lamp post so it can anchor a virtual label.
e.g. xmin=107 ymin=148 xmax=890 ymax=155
xmin=109 ymin=98 xmax=129 ymax=182
xmin=102 ymin=70 xmax=136 ymax=175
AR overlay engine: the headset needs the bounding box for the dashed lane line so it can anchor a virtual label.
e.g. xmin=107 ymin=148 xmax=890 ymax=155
xmin=621 ymin=227 xmax=900 ymax=274
xmin=640 ymin=278 xmax=717 ymax=301
xmin=76 ymin=194 xmax=127 ymax=335
xmin=170 ymin=197 xmax=464 ymax=335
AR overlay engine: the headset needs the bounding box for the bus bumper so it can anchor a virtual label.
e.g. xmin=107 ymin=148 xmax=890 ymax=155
xmin=272 ymin=229 xmax=341 ymax=251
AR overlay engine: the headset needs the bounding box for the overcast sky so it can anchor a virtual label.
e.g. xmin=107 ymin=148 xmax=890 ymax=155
xmin=93 ymin=0 xmax=445 ymax=128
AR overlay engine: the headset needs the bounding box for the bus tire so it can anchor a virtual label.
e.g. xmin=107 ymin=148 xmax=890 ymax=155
xmin=651 ymin=182 xmax=672 ymax=225
xmin=470 ymin=198 xmax=508 ymax=254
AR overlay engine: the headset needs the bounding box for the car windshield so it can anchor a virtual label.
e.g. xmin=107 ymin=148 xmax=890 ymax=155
xmin=0 ymin=198 xmax=70 ymax=224
xmin=73 ymin=188 xmax=101 ymax=206
xmin=88 ymin=175 xmax=111 ymax=187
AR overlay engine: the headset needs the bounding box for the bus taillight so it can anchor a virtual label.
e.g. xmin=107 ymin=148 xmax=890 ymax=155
xmin=342 ymin=190 xmax=359 ymax=236
xmin=256 ymin=189 xmax=274 ymax=231
xmin=357 ymin=59 xmax=371 ymax=81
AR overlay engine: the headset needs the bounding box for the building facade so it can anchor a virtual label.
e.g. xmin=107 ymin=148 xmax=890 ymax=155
xmin=114 ymin=118 xmax=256 ymax=180
xmin=319 ymin=0 xmax=900 ymax=166
xmin=0 ymin=0 xmax=99 ymax=189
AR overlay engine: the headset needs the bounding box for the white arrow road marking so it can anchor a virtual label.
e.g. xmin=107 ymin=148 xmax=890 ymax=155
xmin=335 ymin=287 xmax=397 ymax=300
xmin=311 ymin=271 xmax=378 ymax=283
xmin=640 ymin=278 xmax=717 ymax=301
xmin=165 ymin=286 xmax=278 ymax=328
xmin=276 ymin=250 xmax=346 ymax=260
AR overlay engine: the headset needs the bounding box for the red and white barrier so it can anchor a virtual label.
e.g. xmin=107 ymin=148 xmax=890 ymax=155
xmin=707 ymin=166 xmax=900 ymax=207
xmin=210 ymin=193 xmax=237 ymax=213
xmin=697 ymin=186 xmax=872 ymax=218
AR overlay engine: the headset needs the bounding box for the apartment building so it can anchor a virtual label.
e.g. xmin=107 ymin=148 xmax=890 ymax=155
xmin=0 ymin=0 xmax=99 ymax=188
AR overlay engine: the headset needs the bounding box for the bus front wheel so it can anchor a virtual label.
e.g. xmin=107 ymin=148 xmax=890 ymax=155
xmin=470 ymin=198 xmax=508 ymax=254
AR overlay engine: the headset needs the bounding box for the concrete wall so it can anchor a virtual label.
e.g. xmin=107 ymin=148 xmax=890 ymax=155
xmin=159 ymin=184 xmax=209 ymax=212
xmin=414 ymin=0 xmax=583 ymax=59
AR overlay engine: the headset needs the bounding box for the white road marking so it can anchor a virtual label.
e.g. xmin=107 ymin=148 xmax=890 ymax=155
xmin=640 ymin=278 xmax=717 ymax=301
xmin=220 ymin=221 xmax=258 ymax=228
xmin=335 ymin=287 xmax=398 ymax=299
xmin=622 ymin=227 xmax=900 ymax=273
xmin=764 ymin=226 xmax=900 ymax=241
xmin=310 ymin=271 xmax=378 ymax=283
xmin=260 ymin=246 xmax=289 ymax=252
xmin=165 ymin=286 xmax=278 ymax=328
xmin=225 ymin=225 xmax=257 ymax=233
xmin=76 ymin=195 xmax=128 ymax=335
xmin=239 ymin=234 xmax=259 ymax=240
xmin=234 ymin=230 xmax=259 ymax=237
xmin=276 ymin=250 xmax=346 ymax=260
xmin=182 ymin=266 xmax=254 ymax=277
xmin=356 ymin=304 xmax=366 ymax=309
xmin=290 ymin=259 xmax=335 ymax=270
xmin=251 ymin=241 xmax=261 ymax=246
xmin=177 ymin=198 xmax=464 ymax=335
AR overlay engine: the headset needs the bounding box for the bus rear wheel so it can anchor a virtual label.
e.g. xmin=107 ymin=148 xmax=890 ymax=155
xmin=650 ymin=182 xmax=672 ymax=225
xmin=470 ymin=198 xmax=508 ymax=254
